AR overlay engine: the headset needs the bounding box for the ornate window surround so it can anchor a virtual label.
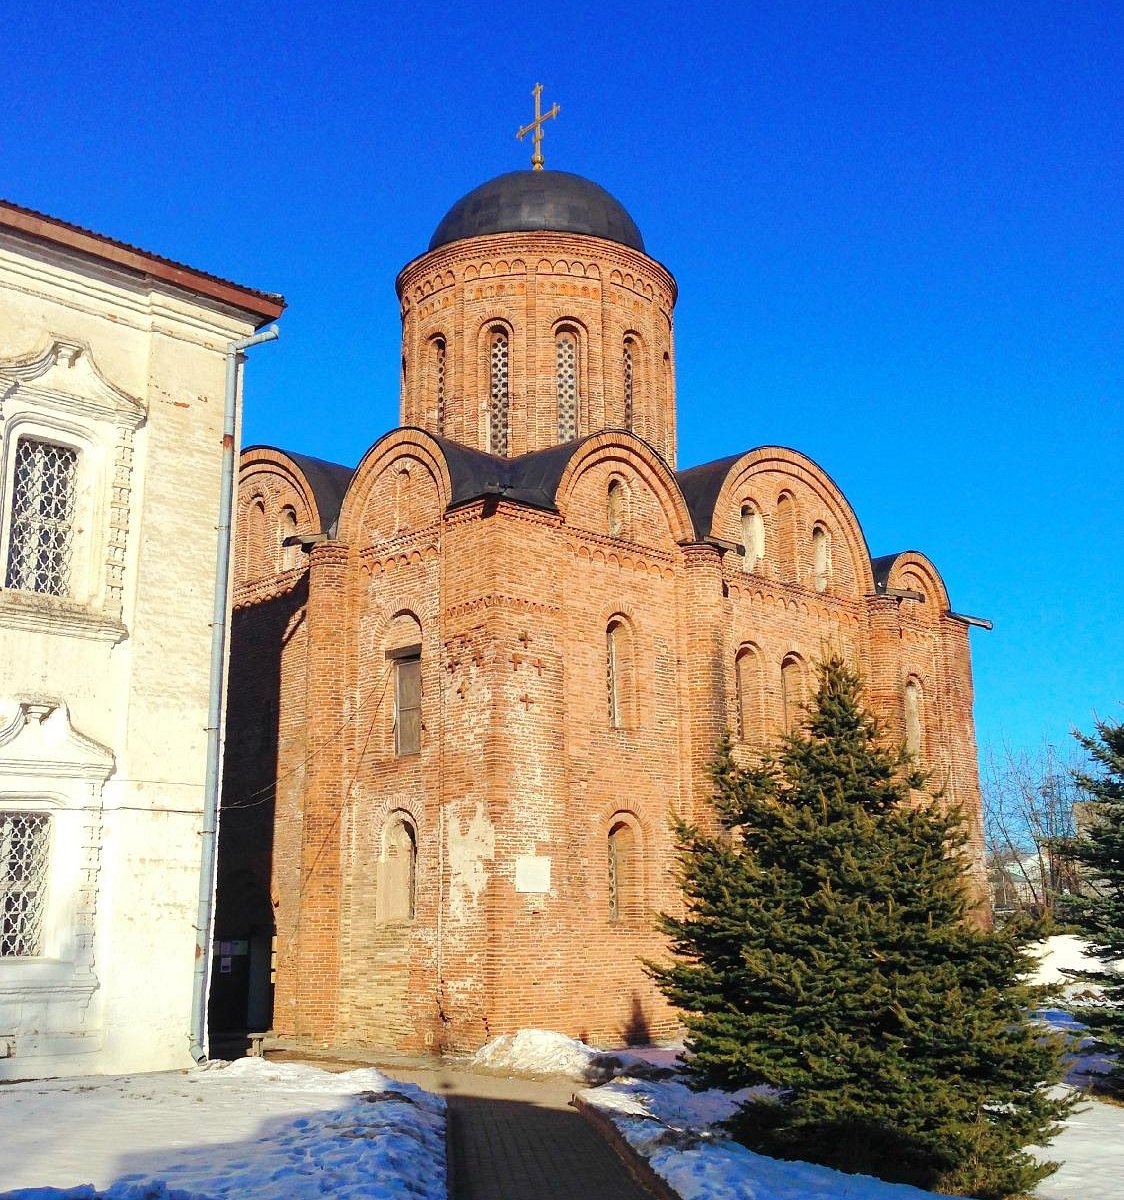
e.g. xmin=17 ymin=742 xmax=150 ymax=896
xmin=0 ymin=697 xmax=113 ymax=996
xmin=0 ymin=338 xmax=145 ymax=641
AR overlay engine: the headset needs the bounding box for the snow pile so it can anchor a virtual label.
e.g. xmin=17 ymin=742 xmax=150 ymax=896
xmin=0 ymin=1057 xmax=445 ymax=1200
xmin=1028 ymin=934 xmax=1121 ymax=1003
xmin=470 ymin=1028 xmax=631 ymax=1080
xmin=580 ymin=1074 xmax=958 ymax=1200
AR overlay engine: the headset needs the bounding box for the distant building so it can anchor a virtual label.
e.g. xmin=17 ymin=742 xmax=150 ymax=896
xmin=218 ymin=167 xmax=988 ymax=1054
xmin=0 ymin=201 xmax=282 ymax=1077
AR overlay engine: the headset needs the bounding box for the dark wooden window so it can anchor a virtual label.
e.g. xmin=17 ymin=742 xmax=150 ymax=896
xmin=394 ymin=655 xmax=422 ymax=756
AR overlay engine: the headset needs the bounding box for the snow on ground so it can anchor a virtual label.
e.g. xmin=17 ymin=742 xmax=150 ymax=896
xmin=1032 ymin=1093 xmax=1124 ymax=1200
xmin=581 ymin=1067 xmax=1124 ymax=1200
xmin=580 ymin=1074 xmax=963 ymax=1200
xmin=478 ymin=1015 xmax=1120 ymax=1200
xmin=0 ymin=1058 xmax=445 ymax=1200
xmin=469 ymin=1027 xmax=680 ymax=1081
xmin=1028 ymin=934 xmax=1121 ymax=1004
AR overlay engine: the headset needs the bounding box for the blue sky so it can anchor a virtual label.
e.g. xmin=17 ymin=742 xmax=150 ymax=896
xmin=6 ymin=2 xmax=1121 ymax=763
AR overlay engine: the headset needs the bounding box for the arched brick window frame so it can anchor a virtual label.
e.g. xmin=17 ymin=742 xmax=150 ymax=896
xmin=622 ymin=332 xmax=643 ymax=431
xmin=735 ymin=643 xmax=764 ymax=743
xmin=246 ymin=495 xmax=268 ymax=581
xmin=775 ymin=492 xmax=798 ymax=582
xmin=394 ymin=465 xmax=413 ymax=533
xmin=606 ymin=615 xmax=636 ymax=730
xmin=429 ymin=334 xmax=447 ymax=433
xmin=780 ymin=652 xmax=806 ymax=734
xmin=607 ymin=812 xmax=644 ymax=924
xmin=812 ymin=522 xmax=832 ymax=593
xmin=555 ymin=323 xmax=580 ymax=442
xmin=378 ymin=811 xmax=418 ymax=923
xmin=904 ymin=675 xmax=925 ymax=760
xmin=740 ymin=501 xmax=764 ymax=572
xmin=279 ymin=505 xmax=299 ymax=570
xmin=385 ymin=610 xmax=423 ymax=757
xmin=607 ymin=475 xmax=631 ymax=539
xmin=486 ymin=325 xmax=511 ymax=455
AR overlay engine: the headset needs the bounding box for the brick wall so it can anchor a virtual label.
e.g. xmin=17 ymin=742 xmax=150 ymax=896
xmin=219 ymin=226 xmax=989 ymax=1055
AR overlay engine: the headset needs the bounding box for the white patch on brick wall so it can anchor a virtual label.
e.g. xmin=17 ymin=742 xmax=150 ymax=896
xmin=514 ymin=855 xmax=551 ymax=893
xmin=445 ymin=802 xmax=494 ymax=922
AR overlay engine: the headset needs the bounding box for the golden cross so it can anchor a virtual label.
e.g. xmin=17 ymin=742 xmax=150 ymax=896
xmin=516 ymin=83 xmax=560 ymax=171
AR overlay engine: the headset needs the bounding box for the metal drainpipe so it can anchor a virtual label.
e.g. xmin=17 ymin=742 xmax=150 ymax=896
xmin=190 ymin=325 xmax=279 ymax=1063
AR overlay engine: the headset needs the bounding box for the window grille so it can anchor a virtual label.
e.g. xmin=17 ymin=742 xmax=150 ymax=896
xmin=607 ymin=623 xmax=621 ymax=728
xmin=5 ymin=438 xmax=79 ymax=597
xmin=489 ymin=332 xmax=510 ymax=455
xmin=1 ymin=812 xmax=50 ymax=957
xmin=434 ymin=338 xmax=446 ymax=433
xmin=557 ymin=334 xmax=577 ymax=441
xmin=623 ymin=339 xmax=634 ymax=429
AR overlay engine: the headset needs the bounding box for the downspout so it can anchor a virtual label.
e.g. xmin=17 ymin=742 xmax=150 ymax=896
xmin=190 ymin=325 xmax=279 ymax=1063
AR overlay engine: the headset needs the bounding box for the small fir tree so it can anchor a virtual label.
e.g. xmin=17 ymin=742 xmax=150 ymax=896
xmin=649 ymin=656 xmax=1072 ymax=1200
xmin=1057 ymin=717 xmax=1124 ymax=1096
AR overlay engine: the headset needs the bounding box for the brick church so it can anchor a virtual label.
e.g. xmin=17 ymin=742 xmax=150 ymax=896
xmin=215 ymin=161 xmax=987 ymax=1054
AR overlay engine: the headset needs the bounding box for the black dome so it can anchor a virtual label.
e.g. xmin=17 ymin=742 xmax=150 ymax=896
xmin=429 ymin=170 xmax=645 ymax=253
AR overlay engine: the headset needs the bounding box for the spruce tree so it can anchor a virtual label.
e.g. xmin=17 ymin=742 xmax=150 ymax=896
xmin=649 ymin=656 xmax=1072 ymax=1200
xmin=1057 ymin=717 xmax=1124 ymax=1096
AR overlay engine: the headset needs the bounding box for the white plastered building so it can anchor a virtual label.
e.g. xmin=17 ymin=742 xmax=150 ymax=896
xmin=0 ymin=201 xmax=283 ymax=1077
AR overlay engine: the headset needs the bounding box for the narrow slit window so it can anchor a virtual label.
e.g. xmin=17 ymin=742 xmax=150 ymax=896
xmin=433 ymin=337 xmax=447 ymax=433
xmin=606 ymin=618 xmax=634 ymax=729
xmin=607 ymin=478 xmax=626 ymax=538
xmin=382 ymin=816 xmax=417 ymax=922
xmin=394 ymin=655 xmax=422 ymax=756
xmin=905 ymin=679 xmax=923 ymax=757
xmin=557 ymin=332 xmax=578 ymax=442
xmin=736 ymin=647 xmax=762 ymax=741
xmin=623 ymin=338 xmax=635 ymax=430
xmin=607 ymin=623 xmax=621 ymax=727
xmin=781 ymin=655 xmax=804 ymax=734
xmin=775 ymin=493 xmax=797 ymax=580
xmin=740 ymin=504 xmax=763 ymax=572
xmin=280 ymin=506 xmax=299 ymax=570
xmin=489 ymin=331 xmax=510 ymax=455
xmin=608 ymin=819 xmax=640 ymax=923
xmin=813 ymin=524 xmax=831 ymax=592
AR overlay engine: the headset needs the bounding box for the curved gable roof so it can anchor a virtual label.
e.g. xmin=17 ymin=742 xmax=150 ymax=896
xmin=431 ymin=433 xmax=600 ymax=512
xmin=675 ymin=453 xmax=745 ymax=541
xmin=243 ymin=446 xmax=355 ymax=535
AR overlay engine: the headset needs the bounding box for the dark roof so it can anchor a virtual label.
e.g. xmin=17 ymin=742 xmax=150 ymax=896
xmin=429 ymin=171 xmax=645 ymax=253
xmin=285 ymin=451 xmax=355 ymax=535
xmin=430 ymin=433 xmax=592 ymax=511
xmin=675 ymin=454 xmax=746 ymax=541
xmin=870 ymin=553 xmax=900 ymax=593
xmin=245 ymin=447 xmax=355 ymax=535
xmin=0 ymin=198 xmax=285 ymax=322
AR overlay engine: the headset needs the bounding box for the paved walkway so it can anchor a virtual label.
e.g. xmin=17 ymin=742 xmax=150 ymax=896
xmin=277 ymin=1051 xmax=655 ymax=1200
xmin=385 ymin=1061 xmax=655 ymax=1200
